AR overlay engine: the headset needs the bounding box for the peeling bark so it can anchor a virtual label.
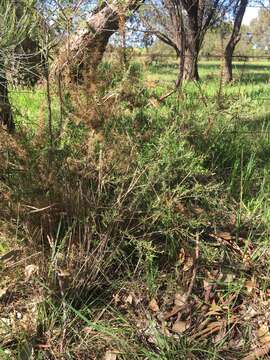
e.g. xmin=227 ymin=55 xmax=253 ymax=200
xmin=55 ymin=1 xmax=142 ymax=83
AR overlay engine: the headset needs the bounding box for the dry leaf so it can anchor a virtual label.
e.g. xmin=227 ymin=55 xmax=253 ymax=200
xmin=57 ymin=269 xmax=71 ymax=278
xmin=192 ymin=207 xmax=204 ymax=215
xmin=224 ymin=273 xmax=235 ymax=283
xmin=178 ymin=248 xmax=185 ymax=265
xmin=257 ymin=325 xmax=270 ymax=344
xmin=148 ymin=98 xmax=160 ymax=108
xmin=183 ymin=256 xmax=194 ymax=272
xmin=174 ymin=203 xmax=186 ymax=214
xmin=149 ymin=298 xmax=159 ymax=312
xmin=243 ymin=254 xmax=252 ymax=270
xmin=216 ymin=232 xmax=232 ymax=240
xmin=246 ymin=278 xmax=256 ymax=294
xmin=228 ymin=338 xmax=245 ymax=350
xmin=104 ymin=350 xmax=119 ymax=360
xmin=0 ymin=317 xmax=11 ymax=336
xmin=175 ymin=293 xmax=187 ymax=307
xmin=192 ymin=320 xmax=225 ymax=340
xmin=229 ymin=214 xmax=237 ymax=226
xmin=172 ymin=320 xmax=189 ymax=334
xmin=163 ymin=293 xmax=188 ymax=320
xmin=0 ymin=287 xmax=8 ymax=300
xmin=125 ymin=294 xmax=133 ymax=305
xmin=25 ymin=264 xmax=39 ymax=281
xmin=243 ymin=306 xmax=258 ymax=321
xmin=82 ymin=326 xmax=96 ymax=334
xmin=213 ymin=325 xmax=226 ymax=343
xmin=113 ymin=293 xmax=121 ymax=304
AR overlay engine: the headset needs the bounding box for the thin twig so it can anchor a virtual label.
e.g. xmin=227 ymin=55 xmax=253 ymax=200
xmin=186 ymin=232 xmax=200 ymax=300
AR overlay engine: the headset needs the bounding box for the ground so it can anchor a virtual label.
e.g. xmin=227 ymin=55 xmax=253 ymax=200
xmin=1 ymin=61 xmax=270 ymax=359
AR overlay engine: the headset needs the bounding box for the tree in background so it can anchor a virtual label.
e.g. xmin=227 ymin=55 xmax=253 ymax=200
xmin=141 ymin=0 xmax=184 ymax=58
xmin=249 ymin=8 xmax=270 ymax=53
xmin=141 ymin=0 xmax=185 ymax=86
xmin=201 ymin=23 xmax=254 ymax=57
xmin=224 ymin=0 xmax=249 ymax=82
xmin=180 ymin=0 xmax=236 ymax=81
xmin=142 ymin=0 xmax=235 ymax=81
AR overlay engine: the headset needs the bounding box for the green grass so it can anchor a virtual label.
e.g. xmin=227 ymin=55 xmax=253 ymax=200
xmin=1 ymin=60 xmax=270 ymax=359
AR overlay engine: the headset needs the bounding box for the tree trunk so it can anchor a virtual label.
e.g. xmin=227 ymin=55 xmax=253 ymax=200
xmin=0 ymin=62 xmax=14 ymax=132
xmin=182 ymin=4 xmax=200 ymax=81
xmin=55 ymin=1 xmax=142 ymax=83
xmin=224 ymin=47 xmax=233 ymax=82
xmin=224 ymin=0 xmax=248 ymax=83
xmin=184 ymin=47 xmax=199 ymax=81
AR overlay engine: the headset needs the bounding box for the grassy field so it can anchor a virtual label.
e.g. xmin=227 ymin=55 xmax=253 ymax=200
xmin=1 ymin=61 xmax=270 ymax=359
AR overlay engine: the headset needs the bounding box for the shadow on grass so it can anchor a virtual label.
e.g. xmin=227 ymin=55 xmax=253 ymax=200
xmin=237 ymin=73 xmax=270 ymax=84
xmin=237 ymin=112 xmax=270 ymax=132
xmin=199 ymin=62 xmax=270 ymax=71
xmin=149 ymin=62 xmax=270 ymax=83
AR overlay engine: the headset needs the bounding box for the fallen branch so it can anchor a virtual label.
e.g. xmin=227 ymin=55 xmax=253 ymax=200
xmin=186 ymin=232 xmax=200 ymax=300
xmin=159 ymin=89 xmax=176 ymax=102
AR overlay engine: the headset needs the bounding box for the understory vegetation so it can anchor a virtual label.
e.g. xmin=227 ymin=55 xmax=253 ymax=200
xmin=1 ymin=61 xmax=270 ymax=359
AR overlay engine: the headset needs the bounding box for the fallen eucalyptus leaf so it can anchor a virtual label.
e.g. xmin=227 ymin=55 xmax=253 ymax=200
xmin=104 ymin=350 xmax=119 ymax=360
xmin=149 ymin=298 xmax=159 ymax=312
xmin=25 ymin=264 xmax=39 ymax=281
xmin=172 ymin=320 xmax=189 ymax=334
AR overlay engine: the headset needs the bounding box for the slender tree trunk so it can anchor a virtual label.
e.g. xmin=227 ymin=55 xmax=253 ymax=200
xmin=224 ymin=0 xmax=248 ymax=83
xmin=224 ymin=46 xmax=234 ymax=82
xmin=183 ymin=13 xmax=200 ymax=81
xmin=0 ymin=61 xmax=14 ymax=132
xmin=175 ymin=7 xmax=185 ymax=88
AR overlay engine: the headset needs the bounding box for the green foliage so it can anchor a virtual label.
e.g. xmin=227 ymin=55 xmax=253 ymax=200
xmin=249 ymin=8 xmax=270 ymax=53
xmin=2 ymin=60 xmax=270 ymax=358
xmin=0 ymin=0 xmax=35 ymax=51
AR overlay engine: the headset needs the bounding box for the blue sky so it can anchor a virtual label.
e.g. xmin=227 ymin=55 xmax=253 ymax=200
xmin=243 ymin=6 xmax=259 ymax=25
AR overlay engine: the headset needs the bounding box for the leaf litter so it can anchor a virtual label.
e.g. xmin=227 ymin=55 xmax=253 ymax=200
xmin=1 ymin=215 xmax=270 ymax=358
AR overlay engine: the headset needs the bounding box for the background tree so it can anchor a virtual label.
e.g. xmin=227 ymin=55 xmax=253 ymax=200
xmin=180 ymin=0 xmax=235 ymax=81
xmin=142 ymin=0 xmax=235 ymax=81
xmin=141 ymin=0 xmax=185 ymax=86
xmin=249 ymin=8 xmax=270 ymax=53
xmin=224 ymin=0 xmax=249 ymax=82
xmin=201 ymin=23 xmax=254 ymax=57
xmin=141 ymin=0 xmax=183 ymax=57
